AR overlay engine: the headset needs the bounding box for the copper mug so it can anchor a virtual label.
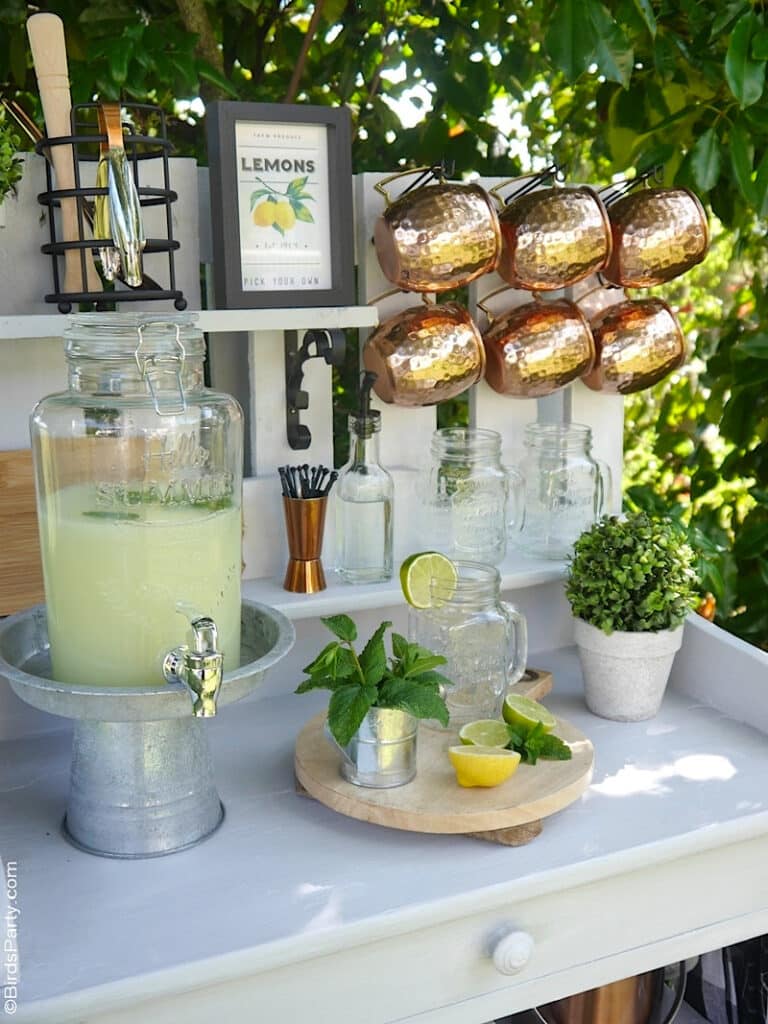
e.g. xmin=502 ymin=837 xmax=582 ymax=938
xmin=602 ymin=187 xmax=709 ymax=287
xmin=482 ymin=297 xmax=595 ymax=397
xmin=374 ymin=170 xmax=501 ymax=292
xmin=583 ymin=298 xmax=686 ymax=394
xmin=493 ymin=184 xmax=612 ymax=291
xmin=363 ymin=302 xmax=485 ymax=406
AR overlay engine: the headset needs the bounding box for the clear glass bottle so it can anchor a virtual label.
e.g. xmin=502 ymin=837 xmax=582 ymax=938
xmin=29 ymin=313 xmax=243 ymax=688
xmin=419 ymin=427 xmax=508 ymax=566
xmin=408 ymin=561 xmax=527 ymax=727
xmin=335 ymin=372 xmax=394 ymax=584
xmin=508 ymin=421 xmax=611 ymax=560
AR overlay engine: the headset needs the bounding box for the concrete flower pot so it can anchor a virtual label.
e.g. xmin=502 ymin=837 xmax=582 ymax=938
xmin=573 ymin=618 xmax=685 ymax=722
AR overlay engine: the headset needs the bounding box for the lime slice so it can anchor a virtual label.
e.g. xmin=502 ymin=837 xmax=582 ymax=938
xmin=399 ymin=551 xmax=458 ymax=609
xmin=502 ymin=694 xmax=557 ymax=734
xmin=448 ymin=745 xmax=522 ymax=788
xmin=458 ymin=719 xmax=511 ymax=748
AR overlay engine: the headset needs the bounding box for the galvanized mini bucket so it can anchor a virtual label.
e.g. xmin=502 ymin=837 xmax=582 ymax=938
xmin=326 ymin=707 xmax=418 ymax=788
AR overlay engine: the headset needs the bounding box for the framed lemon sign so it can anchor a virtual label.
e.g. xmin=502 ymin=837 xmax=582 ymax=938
xmin=207 ymin=102 xmax=355 ymax=309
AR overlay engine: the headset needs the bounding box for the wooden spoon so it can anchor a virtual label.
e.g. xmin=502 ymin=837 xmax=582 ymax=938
xmin=26 ymin=12 xmax=102 ymax=296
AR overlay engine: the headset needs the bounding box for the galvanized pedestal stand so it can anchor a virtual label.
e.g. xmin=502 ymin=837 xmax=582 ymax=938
xmin=0 ymin=601 xmax=294 ymax=858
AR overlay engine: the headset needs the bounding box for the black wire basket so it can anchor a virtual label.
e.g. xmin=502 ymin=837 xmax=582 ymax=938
xmin=36 ymin=102 xmax=186 ymax=313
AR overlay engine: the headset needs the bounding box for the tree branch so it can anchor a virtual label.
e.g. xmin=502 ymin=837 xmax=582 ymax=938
xmin=283 ymin=0 xmax=325 ymax=103
xmin=175 ymin=0 xmax=223 ymax=74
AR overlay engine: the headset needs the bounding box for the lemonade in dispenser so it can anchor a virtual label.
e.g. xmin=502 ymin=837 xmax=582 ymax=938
xmin=30 ymin=314 xmax=243 ymax=692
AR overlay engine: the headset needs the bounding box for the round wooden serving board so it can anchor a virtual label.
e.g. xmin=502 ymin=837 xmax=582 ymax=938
xmin=294 ymin=712 xmax=594 ymax=838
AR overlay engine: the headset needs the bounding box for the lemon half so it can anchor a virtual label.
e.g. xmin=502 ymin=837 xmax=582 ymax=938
xmin=448 ymin=745 xmax=522 ymax=788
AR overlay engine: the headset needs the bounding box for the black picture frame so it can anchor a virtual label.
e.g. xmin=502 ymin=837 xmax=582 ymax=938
xmin=206 ymin=102 xmax=356 ymax=309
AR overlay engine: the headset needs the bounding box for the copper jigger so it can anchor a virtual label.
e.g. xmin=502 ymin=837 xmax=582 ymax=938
xmin=374 ymin=169 xmax=501 ymax=292
xmin=492 ymin=184 xmax=612 ymax=291
xmin=602 ymin=187 xmax=709 ymax=287
xmin=282 ymin=496 xmax=328 ymax=593
xmin=363 ymin=301 xmax=486 ymax=406
xmin=482 ymin=297 xmax=595 ymax=397
xmin=583 ymin=298 xmax=686 ymax=394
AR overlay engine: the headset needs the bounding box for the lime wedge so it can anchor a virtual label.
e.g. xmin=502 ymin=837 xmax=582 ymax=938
xmin=502 ymin=694 xmax=557 ymax=734
xmin=458 ymin=719 xmax=511 ymax=748
xmin=448 ymin=745 xmax=522 ymax=788
xmin=399 ymin=551 xmax=458 ymax=609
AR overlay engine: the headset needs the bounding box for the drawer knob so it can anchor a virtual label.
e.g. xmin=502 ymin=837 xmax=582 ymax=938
xmin=492 ymin=929 xmax=534 ymax=975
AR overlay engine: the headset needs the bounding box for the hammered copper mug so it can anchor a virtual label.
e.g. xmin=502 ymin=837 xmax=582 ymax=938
xmin=374 ymin=170 xmax=501 ymax=292
xmin=363 ymin=302 xmax=485 ymax=406
xmin=493 ymin=184 xmax=612 ymax=291
xmin=602 ymin=187 xmax=709 ymax=287
xmin=583 ymin=298 xmax=686 ymax=394
xmin=482 ymin=298 xmax=595 ymax=397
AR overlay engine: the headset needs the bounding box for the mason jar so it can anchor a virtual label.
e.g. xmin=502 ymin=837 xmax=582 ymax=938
xmin=408 ymin=561 xmax=527 ymax=727
xmin=418 ymin=427 xmax=509 ymax=565
xmin=30 ymin=313 xmax=243 ymax=688
xmin=509 ymin=422 xmax=611 ymax=560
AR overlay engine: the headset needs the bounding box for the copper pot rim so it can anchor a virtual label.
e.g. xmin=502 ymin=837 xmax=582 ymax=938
xmin=497 ymin=182 xmax=609 ymax=218
xmin=589 ymin=295 xmax=681 ymax=330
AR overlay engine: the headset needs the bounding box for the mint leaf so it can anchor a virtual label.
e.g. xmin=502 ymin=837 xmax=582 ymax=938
xmin=537 ymin=734 xmax=573 ymax=760
xmin=327 ymin=683 xmax=376 ymax=746
xmin=405 ymin=653 xmax=448 ymax=676
xmin=322 ymin=614 xmax=357 ymax=643
xmin=377 ymin=679 xmax=449 ymax=726
xmin=359 ymin=620 xmax=391 ymax=685
xmin=406 ymin=669 xmax=452 ymax=692
xmin=391 ymin=632 xmax=409 ymax=661
xmin=302 ymin=641 xmax=341 ymax=675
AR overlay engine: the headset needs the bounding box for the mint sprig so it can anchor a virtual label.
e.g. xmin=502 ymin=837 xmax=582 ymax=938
xmin=506 ymin=721 xmax=572 ymax=765
xmin=295 ymin=614 xmax=452 ymax=746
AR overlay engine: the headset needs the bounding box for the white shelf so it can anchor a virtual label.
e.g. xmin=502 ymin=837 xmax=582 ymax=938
xmin=0 ymin=306 xmax=378 ymax=341
xmin=243 ymin=551 xmax=567 ymax=620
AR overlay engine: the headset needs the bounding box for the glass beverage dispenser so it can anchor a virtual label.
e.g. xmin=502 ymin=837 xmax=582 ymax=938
xmin=30 ymin=314 xmax=243 ymax=690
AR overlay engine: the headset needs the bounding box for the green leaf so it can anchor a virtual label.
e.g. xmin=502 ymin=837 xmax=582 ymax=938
xmin=359 ymin=620 xmax=391 ymax=686
xmin=752 ymin=29 xmax=768 ymax=61
xmin=321 ymin=614 xmax=357 ymax=643
xmin=737 ymin=334 xmax=768 ymax=358
xmin=377 ymin=679 xmax=449 ymax=726
xmin=198 ymin=61 xmax=240 ymax=99
xmin=406 ymin=669 xmax=453 ymax=692
xmin=292 ymin=202 xmax=315 ymax=223
xmin=710 ymin=2 xmax=750 ymax=41
xmin=690 ymin=127 xmax=722 ymax=191
xmin=725 ymin=13 xmax=766 ymax=108
xmin=249 ymin=189 xmax=273 ymax=209
xmin=537 ymin=734 xmax=574 ymax=760
xmin=391 ymin=632 xmax=409 ymax=661
xmin=302 ymin=640 xmax=340 ymax=676
xmin=755 ymin=149 xmax=768 ymax=217
xmin=404 ymin=653 xmax=447 ymax=677
xmin=287 ymin=175 xmax=309 ymax=196
xmin=544 ymin=0 xmax=598 ymax=81
xmin=632 ymin=0 xmax=656 ymax=36
xmin=729 ymin=120 xmax=757 ymax=204
xmin=587 ymin=0 xmax=634 ymax=87
xmin=327 ymin=683 xmax=376 ymax=747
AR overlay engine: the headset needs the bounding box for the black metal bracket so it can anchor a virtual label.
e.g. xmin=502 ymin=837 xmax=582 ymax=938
xmin=285 ymin=328 xmax=346 ymax=450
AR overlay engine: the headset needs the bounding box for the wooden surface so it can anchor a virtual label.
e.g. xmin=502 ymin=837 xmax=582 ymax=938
xmin=294 ymin=697 xmax=594 ymax=837
xmin=0 ymin=449 xmax=44 ymax=616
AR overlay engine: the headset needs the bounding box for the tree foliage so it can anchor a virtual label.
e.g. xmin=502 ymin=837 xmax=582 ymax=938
xmin=1 ymin=0 xmax=765 ymax=646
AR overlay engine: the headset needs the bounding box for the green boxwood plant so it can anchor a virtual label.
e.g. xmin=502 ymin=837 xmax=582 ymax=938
xmin=0 ymin=117 xmax=23 ymax=204
xmin=565 ymin=513 xmax=698 ymax=635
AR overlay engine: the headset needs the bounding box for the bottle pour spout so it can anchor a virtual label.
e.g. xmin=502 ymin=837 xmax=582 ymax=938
xmin=163 ymin=616 xmax=224 ymax=717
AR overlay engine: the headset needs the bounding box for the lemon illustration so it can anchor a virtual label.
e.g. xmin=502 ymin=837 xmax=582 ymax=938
xmin=252 ymin=201 xmax=276 ymax=227
xmin=272 ymin=201 xmax=297 ymax=231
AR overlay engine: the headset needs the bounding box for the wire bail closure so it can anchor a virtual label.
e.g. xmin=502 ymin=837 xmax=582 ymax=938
xmin=134 ymin=321 xmax=187 ymax=415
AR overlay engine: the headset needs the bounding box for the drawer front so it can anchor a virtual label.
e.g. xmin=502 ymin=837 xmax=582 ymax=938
xmin=28 ymin=833 xmax=768 ymax=1024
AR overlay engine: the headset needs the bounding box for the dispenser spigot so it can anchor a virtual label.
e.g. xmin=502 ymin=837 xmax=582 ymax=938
xmin=163 ymin=617 xmax=224 ymax=717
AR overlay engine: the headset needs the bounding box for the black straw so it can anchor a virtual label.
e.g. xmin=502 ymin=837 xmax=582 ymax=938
xmin=278 ymin=464 xmax=338 ymax=499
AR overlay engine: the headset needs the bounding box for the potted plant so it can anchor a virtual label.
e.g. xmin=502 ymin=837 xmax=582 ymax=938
xmin=296 ymin=613 xmax=451 ymax=788
xmin=565 ymin=512 xmax=698 ymax=721
xmin=0 ymin=115 xmax=24 ymax=228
